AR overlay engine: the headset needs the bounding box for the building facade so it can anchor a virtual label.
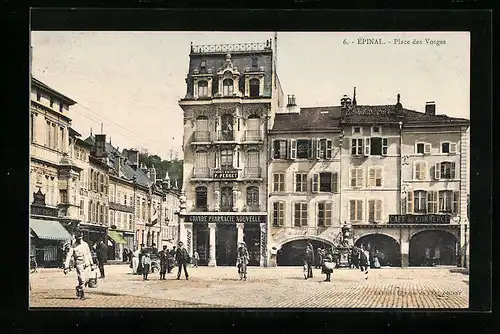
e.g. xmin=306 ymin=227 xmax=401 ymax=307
xmin=267 ymin=97 xmax=343 ymax=266
xmin=178 ymin=41 xmax=284 ymax=266
xmin=340 ymin=94 xmax=469 ymax=268
xmin=30 ymin=77 xmax=77 ymax=267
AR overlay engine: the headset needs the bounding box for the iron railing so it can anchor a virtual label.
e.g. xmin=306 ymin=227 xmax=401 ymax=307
xmin=216 ymin=130 xmax=235 ymax=141
xmin=191 ymin=42 xmax=271 ymax=54
xmin=244 ymin=167 xmax=261 ymax=178
xmin=244 ymin=130 xmax=262 ymax=141
xmin=193 ymin=131 xmax=210 ymax=142
xmin=193 ymin=167 xmax=210 ymax=178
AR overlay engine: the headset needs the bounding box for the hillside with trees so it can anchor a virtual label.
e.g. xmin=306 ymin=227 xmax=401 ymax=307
xmin=139 ymin=153 xmax=183 ymax=187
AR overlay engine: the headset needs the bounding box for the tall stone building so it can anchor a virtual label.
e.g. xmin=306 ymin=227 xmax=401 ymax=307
xmin=178 ymin=41 xmax=284 ymax=266
xmin=30 ymin=77 xmax=77 ymax=267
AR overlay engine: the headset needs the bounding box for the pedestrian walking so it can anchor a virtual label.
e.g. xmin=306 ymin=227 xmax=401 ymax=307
xmin=142 ymin=253 xmax=151 ymax=280
xmin=315 ymin=248 xmax=323 ymax=269
xmin=175 ymin=241 xmax=190 ymax=280
xmin=193 ymin=250 xmax=199 ymax=268
xmin=159 ymin=246 xmax=169 ymax=280
xmin=372 ymin=250 xmax=381 ymax=269
xmin=123 ymin=248 xmax=128 ymax=263
xmin=351 ymin=247 xmax=360 ymax=269
xmin=95 ymin=239 xmax=108 ymax=279
xmin=131 ymin=247 xmax=140 ymax=274
xmin=322 ymin=252 xmax=335 ymax=282
xmin=359 ymin=245 xmax=370 ymax=279
xmin=63 ymin=231 xmax=95 ymax=300
xmin=237 ymin=242 xmax=249 ymax=280
xmin=303 ymin=244 xmax=315 ymax=279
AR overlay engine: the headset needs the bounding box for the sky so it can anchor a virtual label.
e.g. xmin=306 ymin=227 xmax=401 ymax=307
xmin=30 ymin=31 xmax=470 ymax=168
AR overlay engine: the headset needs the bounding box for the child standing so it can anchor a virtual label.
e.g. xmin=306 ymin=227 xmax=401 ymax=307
xmin=193 ymin=250 xmax=199 ymax=268
xmin=142 ymin=253 xmax=151 ymax=280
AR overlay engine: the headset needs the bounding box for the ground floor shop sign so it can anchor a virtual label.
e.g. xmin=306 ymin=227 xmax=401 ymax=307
xmin=389 ymin=214 xmax=451 ymax=224
xmin=184 ymin=215 xmax=266 ymax=224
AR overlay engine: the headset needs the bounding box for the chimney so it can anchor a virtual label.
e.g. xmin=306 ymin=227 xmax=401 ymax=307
xmin=425 ymin=101 xmax=436 ymax=115
xmin=352 ymin=87 xmax=357 ymax=106
xmin=126 ymin=149 xmax=139 ymax=169
xmin=94 ymin=134 xmax=107 ymax=158
xmin=286 ymin=95 xmax=300 ymax=114
xmin=396 ymin=93 xmax=404 ymax=118
xmin=149 ymin=167 xmax=157 ymax=184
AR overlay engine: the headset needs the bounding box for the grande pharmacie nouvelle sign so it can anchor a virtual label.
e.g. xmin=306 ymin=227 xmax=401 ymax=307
xmin=184 ymin=215 xmax=266 ymax=223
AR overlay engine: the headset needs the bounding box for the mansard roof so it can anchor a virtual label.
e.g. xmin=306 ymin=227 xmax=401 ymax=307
xmin=271 ymin=106 xmax=342 ymax=132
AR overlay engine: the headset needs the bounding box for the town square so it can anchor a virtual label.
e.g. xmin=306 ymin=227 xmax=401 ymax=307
xmin=29 ymin=30 xmax=471 ymax=309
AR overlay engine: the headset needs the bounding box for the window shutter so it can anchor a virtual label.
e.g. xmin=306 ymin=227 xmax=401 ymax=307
xmin=451 ymin=162 xmax=456 ymax=179
xmin=364 ymin=138 xmax=370 ymax=156
xmin=413 ymin=162 xmax=417 ymax=180
xmin=450 ymin=142 xmax=457 ymax=154
xmin=357 ymin=168 xmax=364 ymax=188
xmin=357 ymin=200 xmax=363 ymax=222
xmin=350 ymin=139 xmax=355 ymax=155
xmin=368 ymin=168 xmax=375 ymax=187
xmin=326 ymin=139 xmax=333 ymax=159
xmin=308 ymin=140 xmax=314 ymax=159
xmin=349 ymin=200 xmax=355 ymax=221
xmin=312 ymin=173 xmax=319 ymax=193
xmin=421 ymin=162 xmax=427 ymax=180
xmin=316 ymin=139 xmax=321 ymax=159
xmin=332 ymin=173 xmax=338 ymax=193
xmin=279 ymin=202 xmax=284 ymax=226
xmin=434 ymin=162 xmax=441 ymax=180
xmin=290 ymin=139 xmax=297 ymax=159
xmin=424 ymin=143 xmax=431 ymax=154
xmin=270 ymin=140 xmax=275 ymax=160
xmin=376 ymin=168 xmax=382 ymax=187
xmin=350 ymin=168 xmax=355 ymax=188
xmin=382 ymin=138 xmax=388 ymax=155
xmin=368 ymin=199 xmax=375 ymax=222
xmin=407 ymin=191 xmax=414 ymax=213
xmin=375 ymin=199 xmax=382 ymax=221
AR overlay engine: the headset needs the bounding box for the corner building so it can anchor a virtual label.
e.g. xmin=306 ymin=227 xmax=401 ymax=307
xmin=340 ymin=96 xmax=469 ymax=268
xmin=179 ymin=41 xmax=284 ymax=266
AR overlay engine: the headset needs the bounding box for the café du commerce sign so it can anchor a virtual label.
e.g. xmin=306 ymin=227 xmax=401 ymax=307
xmin=184 ymin=214 xmax=266 ymax=224
xmin=389 ymin=214 xmax=451 ymax=224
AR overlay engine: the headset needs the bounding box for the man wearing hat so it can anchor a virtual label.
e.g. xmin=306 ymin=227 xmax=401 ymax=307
xmin=63 ymin=231 xmax=95 ymax=300
xmin=237 ymin=241 xmax=249 ymax=279
xmin=175 ymin=241 xmax=190 ymax=280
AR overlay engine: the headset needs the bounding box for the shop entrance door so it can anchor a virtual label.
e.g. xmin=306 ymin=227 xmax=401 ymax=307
xmin=216 ymin=224 xmax=237 ymax=266
xmin=194 ymin=224 xmax=209 ymax=266
xmin=243 ymin=225 xmax=261 ymax=266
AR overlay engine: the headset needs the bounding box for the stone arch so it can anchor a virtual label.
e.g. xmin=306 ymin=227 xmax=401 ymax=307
xmin=275 ymin=237 xmax=334 ymax=266
xmin=353 ymin=231 xmax=400 ymax=244
xmin=409 ymin=229 xmax=458 ymax=266
xmin=354 ymin=233 xmax=401 ymax=267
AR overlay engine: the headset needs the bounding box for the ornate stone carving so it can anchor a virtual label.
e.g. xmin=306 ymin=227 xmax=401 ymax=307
xmin=216 ymin=107 xmax=236 ymax=117
xmin=192 ymin=109 xmax=213 ymax=119
xmin=242 ymin=107 xmax=264 ymax=119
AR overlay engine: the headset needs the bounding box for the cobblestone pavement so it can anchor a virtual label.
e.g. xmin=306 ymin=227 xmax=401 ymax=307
xmin=30 ymin=265 xmax=469 ymax=308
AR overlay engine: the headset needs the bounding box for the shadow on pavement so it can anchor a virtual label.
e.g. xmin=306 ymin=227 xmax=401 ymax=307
xmin=449 ymin=268 xmax=469 ymax=275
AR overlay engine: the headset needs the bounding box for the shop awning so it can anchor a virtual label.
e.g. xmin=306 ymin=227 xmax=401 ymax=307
xmin=30 ymin=218 xmax=72 ymax=241
xmin=108 ymin=230 xmax=127 ymax=244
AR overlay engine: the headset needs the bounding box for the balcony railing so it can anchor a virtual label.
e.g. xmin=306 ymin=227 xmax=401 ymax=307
xmin=244 ymin=167 xmax=262 ymax=178
xmin=216 ymin=130 xmax=234 ymax=141
xmin=244 ymin=130 xmax=262 ymax=142
xmin=191 ymin=42 xmax=271 ymax=54
xmin=193 ymin=167 xmax=210 ymax=178
xmin=193 ymin=131 xmax=210 ymax=142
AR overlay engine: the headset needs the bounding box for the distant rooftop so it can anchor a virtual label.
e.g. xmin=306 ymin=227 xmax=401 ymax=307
xmin=190 ymin=40 xmax=273 ymax=54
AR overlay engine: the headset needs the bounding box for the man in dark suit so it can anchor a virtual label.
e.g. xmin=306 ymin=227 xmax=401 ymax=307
xmin=304 ymin=244 xmax=315 ymax=279
xmin=175 ymin=242 xmax=190 ymax=280
xmin=95 ymin=239 xmax=108 ymax=279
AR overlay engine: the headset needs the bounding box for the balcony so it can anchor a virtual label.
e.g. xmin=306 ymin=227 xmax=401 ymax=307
xmin=244 ymin=130 xmax=263 ymax=142
xmin=216 ymin=130 xmax=235 ymax=142
xmin=244 ymin=167 xmax=262 ymax=179
xmin=192 ymin=167 xmax=211 ymax=179
xmin=192 ymin=131 xmax=211 ymax=143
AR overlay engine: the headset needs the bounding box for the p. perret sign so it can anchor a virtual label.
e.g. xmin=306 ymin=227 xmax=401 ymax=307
xmin=213 ymin=169 xmax=239 ymax=179
xmin=389 ymin=214 xmax=451 ymax=224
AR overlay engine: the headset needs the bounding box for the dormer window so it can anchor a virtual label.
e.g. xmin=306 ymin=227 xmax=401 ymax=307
xmin=371 ymin=126 xmax=381 ymax=136
xmin=223 ymin=79 xmax=234 ymax=96
xmin=249 ymin=78 xmax=260 ymax=97
xmin=198 ymin=80 xmax=208 ymax=98
xmin=352 ymin=126 xmax=362 ymax=135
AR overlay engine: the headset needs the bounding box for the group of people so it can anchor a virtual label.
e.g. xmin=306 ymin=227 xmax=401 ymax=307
xmin=350 ymin=245 xmax=381 ymax=272
xmin=304 ymin=243 xmax=336 ymax=282
xmin=130 ymin=241 xmax=194 ymax=281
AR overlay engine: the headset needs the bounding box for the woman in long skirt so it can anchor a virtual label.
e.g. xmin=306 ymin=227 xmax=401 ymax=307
xmin=322 ymin=253 xmax=334 ymax=282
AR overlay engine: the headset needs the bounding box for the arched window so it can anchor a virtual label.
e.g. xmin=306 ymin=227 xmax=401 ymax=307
xmin=195 ymin=186 xmax=208 ymax=211
xmin=198 ymin=80 xmax=208 ymax=98
xmin=249 ymin=78 xmax=260 ymax=97
xmin=246 ymin=186 xmax=259 ymax=208
xmin=223 ymin=79 xmax=234 ymax=96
